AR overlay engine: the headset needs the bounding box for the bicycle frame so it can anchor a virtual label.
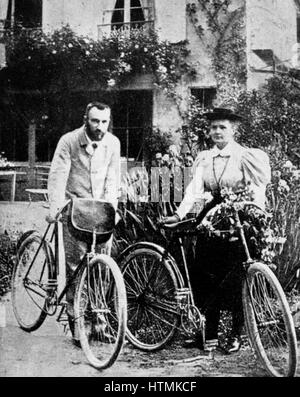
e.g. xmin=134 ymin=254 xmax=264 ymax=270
xmin=20 ymin=221 xmax=88 ymax=317
xmin=159 ymin=202 xmax=266 ymax=314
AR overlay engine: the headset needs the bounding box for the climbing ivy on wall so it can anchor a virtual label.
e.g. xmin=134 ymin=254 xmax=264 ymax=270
xmin=187 ymin=0 xmax=247 ymax=105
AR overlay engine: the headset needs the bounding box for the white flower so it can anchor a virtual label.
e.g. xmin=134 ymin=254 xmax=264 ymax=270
xmin=107 ymin=78 xmax=116 ymax=87
xmin=120 ymin=62 xmax=131 ymax=72
xmin=283 ymin=160 xmax=293 ymax=169
xmin=278 ymin=179 xmax=290 ymax=192
xmin=86 ymin=50 xmax=90 ymax=56
xmin=144 ymin=48 xmax=148 ymax=52
xmin=292 ymin=170 xmax=300 ymax=179
xmin=158 ymin=65 xmax=167 ymax=74
xmin=278 ymin=179 xmax=288 ymax=187
xmin=52 ymin=50 xmax=57 ymax=54
xmin=135 ymin=44 xmax=139 ymax=49
xmin=68 ymin=43 xmax=73 ymax=48
xmin=273 ymin=170 xmax=281 ymax=178
xmin=120 ymin=52 xmax=125 ymax=58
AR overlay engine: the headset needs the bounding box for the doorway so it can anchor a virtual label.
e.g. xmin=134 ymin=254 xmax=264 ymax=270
xmin=112 ymin=90 xmax=153 ymax=160
xmin=14 ymin=0 xmax=42 ymax=28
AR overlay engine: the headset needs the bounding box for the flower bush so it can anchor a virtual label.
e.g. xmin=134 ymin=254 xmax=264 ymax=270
xmin=178 ymin=96 xmax=212 ymax=157
xmin=266 ymin=159 xmax=300 ymax=290
xmin=4 ymin=25 xmax=196 ymax=94
xmin=143 ymin=127 xmax=174 ymax=163
xmin=197 ymin=186 xmax=280 ymax=265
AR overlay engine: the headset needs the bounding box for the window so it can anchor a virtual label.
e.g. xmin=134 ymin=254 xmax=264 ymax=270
xmin=190 ymin=88 xmax=217 ymax=108
xmin=2 ymin=0 xmax=42 ymax=29
xmin=112 ymin=0 xmax=146 ymax=30
xmin=99 ymin=0 xmax=153 ymax=37
xmin=14 ymin=0 xmax=42 ymax=28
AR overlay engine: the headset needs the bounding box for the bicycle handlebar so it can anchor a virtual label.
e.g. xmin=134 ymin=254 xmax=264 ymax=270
xmin=54 ymin=199 xmax=72 ymax=221
xmin=161 ymin=217 xmax=197 ymax=231
xmin=160 ymin=200 xmax=267 ymax=233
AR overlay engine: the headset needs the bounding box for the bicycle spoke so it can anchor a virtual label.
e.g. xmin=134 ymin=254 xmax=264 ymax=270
xmin=244 ymin=263 xmax=297 ymax=377
xmin=147 ymin=305 xmax=180 ymax=333
xmin=75 ymin=257 xmax=126 ymax=370
xmin=12 ymin=235 xmax=52 ymax=331
xmin=122 ymin=248 xmax=179 ymax=350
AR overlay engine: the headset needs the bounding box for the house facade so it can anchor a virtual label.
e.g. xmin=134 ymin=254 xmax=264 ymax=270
xmin=0 ymin=0 xmax=299 ymax=163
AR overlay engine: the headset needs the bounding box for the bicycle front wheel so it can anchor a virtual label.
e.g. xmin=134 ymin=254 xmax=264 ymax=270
xmin=11 ymin=233 xmax=54 ymax=332
xmin=120 ymin=248 xmax=181 ymax=351
xmin=74 ymin=255 xmax=127 ymax=370
xmin=243 ymin=262 xmax=297 ymax=377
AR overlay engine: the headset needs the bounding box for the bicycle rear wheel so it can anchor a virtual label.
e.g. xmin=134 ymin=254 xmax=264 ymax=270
xmin=11 ymin=233 xmax=54 ymax=332
xmin=74 ymin=254 xmax=127 ymax=370
xmin=243 ymin=262 xmax=297 ymax=377
xmin=120 ymin=248 xmax=180 ymax=351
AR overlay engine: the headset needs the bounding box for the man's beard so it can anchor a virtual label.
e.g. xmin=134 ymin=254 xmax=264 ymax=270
xmin=85 ymin=122 xmax=93 ymax=137
xmin=85 ymin=123 xmax=104 ymax=141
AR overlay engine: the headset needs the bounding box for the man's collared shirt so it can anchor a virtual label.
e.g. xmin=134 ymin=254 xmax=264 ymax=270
xmin=48 ymin=126 xmax=120 ymax=216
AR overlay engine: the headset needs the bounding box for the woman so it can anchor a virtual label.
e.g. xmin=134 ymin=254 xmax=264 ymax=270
xmin=162 ymin=107 xmax=271 ymax=353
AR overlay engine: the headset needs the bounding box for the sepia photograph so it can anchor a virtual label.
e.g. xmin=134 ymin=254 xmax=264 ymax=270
xmin=0 ymin=0 xmax=300 ymax=381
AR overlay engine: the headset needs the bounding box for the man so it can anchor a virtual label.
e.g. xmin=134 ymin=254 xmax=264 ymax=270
xmin=47 ymin=102 xmax=120 ymax=344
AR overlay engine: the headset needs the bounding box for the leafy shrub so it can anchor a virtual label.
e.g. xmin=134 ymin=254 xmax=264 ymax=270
xmin=0 ymin=232 xmax=19 ymax=297
xmin=4 ymin=25 xmax=195 ymax=93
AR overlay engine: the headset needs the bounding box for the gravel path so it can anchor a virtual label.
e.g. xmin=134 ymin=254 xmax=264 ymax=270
xmin=1 ymin=294 xmax=299 ymax=378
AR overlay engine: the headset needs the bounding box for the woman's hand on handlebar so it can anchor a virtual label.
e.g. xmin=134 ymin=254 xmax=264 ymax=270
xmin=159 ymin=214 xmax=180 ymax=225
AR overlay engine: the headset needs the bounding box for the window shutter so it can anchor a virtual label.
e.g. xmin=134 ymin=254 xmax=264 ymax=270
xmin=155 ymin=0 xmax=187 ymax=42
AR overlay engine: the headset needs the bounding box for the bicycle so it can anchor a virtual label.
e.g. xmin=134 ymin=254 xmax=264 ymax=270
xmin=11 ymin=199 xmax=127 ymax=370
xmin=118 ymin=197 xmax=298 ymax=377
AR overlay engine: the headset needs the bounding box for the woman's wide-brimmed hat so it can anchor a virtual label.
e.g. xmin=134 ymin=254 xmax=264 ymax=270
xmin=203 ymin=107 xmax=244 ymax=121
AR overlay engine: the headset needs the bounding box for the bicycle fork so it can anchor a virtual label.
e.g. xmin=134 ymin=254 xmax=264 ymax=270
xmin=178 ymin=237 xmax=195 ymax=307
xmin=177 ymin=237 xmax=206 ymax=339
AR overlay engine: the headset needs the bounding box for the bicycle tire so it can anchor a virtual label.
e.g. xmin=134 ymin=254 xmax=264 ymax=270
xmin=11 ymin=233 xmax=54 ymax=332
xmin=242 ymin=262 xmax=298 ymax=377
xmin=74 ymin=254 xmax=127 ymax=370
xmin=120 ymin=247 xmax=181 ymax=351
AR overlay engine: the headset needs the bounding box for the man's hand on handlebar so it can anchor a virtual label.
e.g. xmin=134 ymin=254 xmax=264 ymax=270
xmin=46 ymin=212 xmax=62 ymax=224
xmin=46 ymin=214 xmax=56 ymax=224
xmin=45 ymin=200 xmax=71 ymax=224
